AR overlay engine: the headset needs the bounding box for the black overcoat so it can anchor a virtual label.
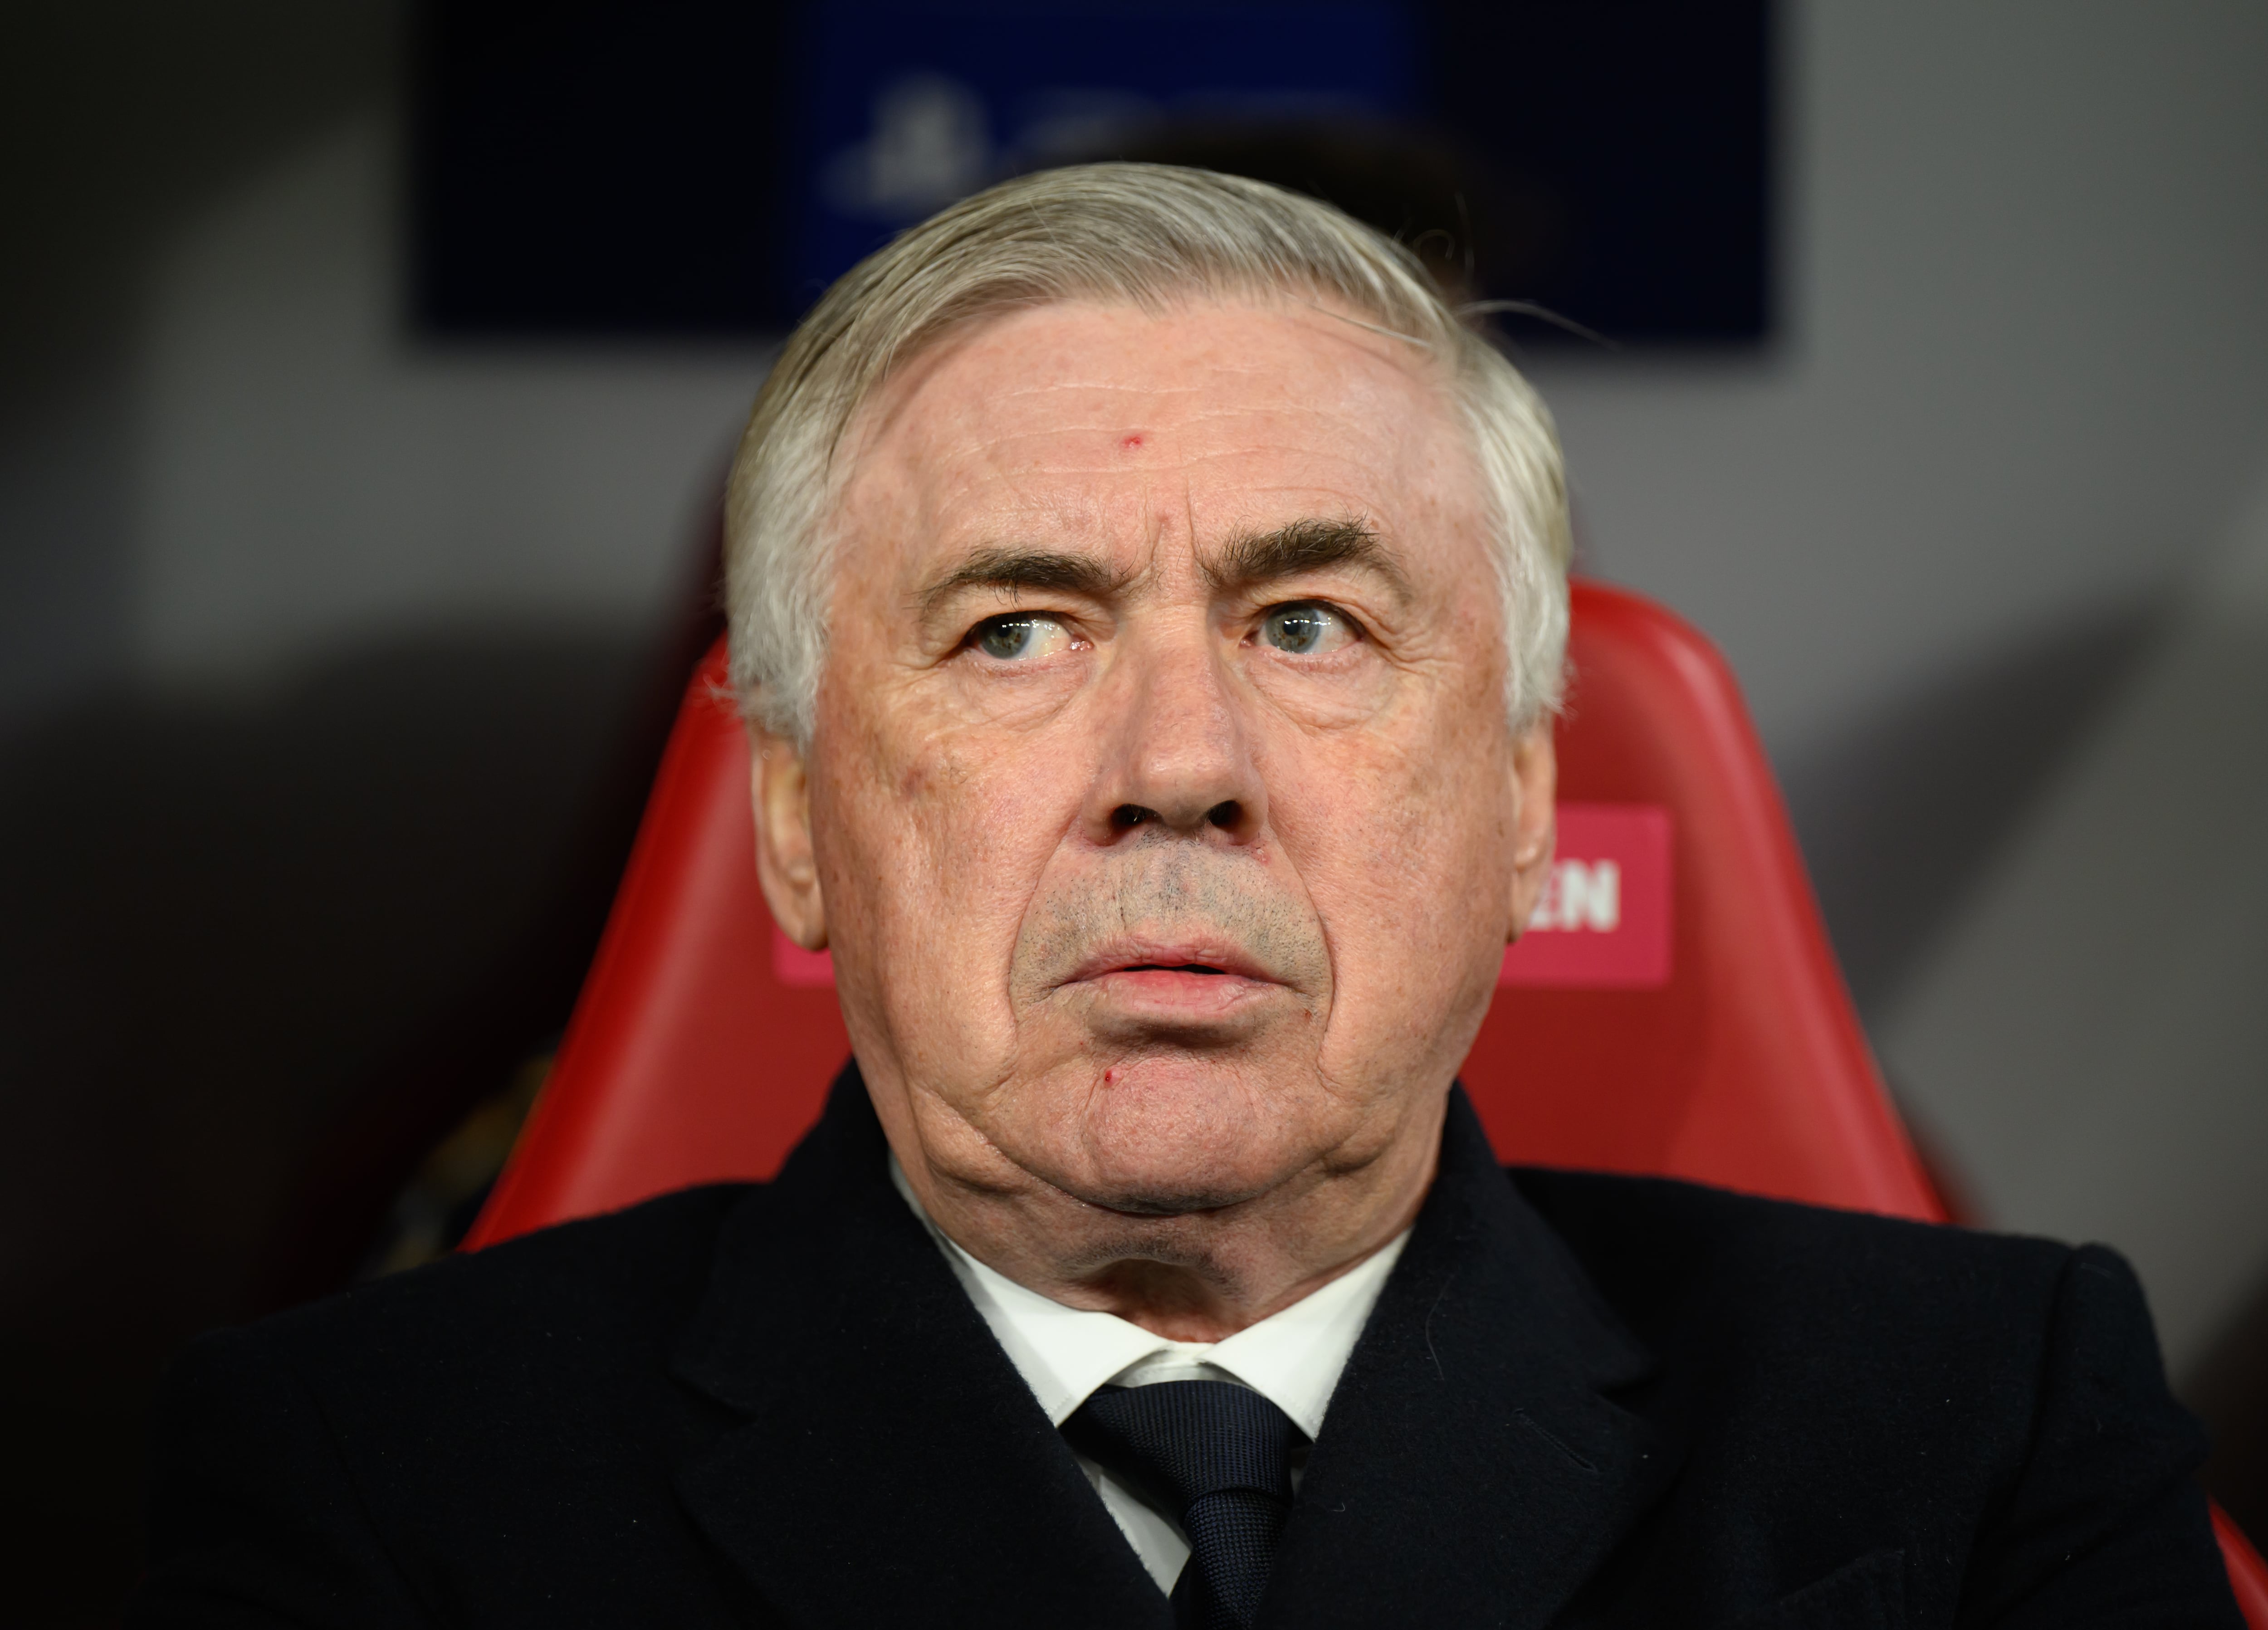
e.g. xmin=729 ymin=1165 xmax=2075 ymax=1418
xmin=136 ymin=1071 xmax=2243 ymax=1627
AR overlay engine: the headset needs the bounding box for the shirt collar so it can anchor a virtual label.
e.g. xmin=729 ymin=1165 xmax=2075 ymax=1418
xmin=890 ymin=1155 xmax=1407 ymax=1440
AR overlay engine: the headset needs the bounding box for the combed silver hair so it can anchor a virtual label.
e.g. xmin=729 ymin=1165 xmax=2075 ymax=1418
xmin=723 ymin=162 xmax=1571 ymax=745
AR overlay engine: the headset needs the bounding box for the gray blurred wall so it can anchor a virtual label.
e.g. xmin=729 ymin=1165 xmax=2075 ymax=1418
xmin=0 ymin=5 xmax=765 ymax=721
xmin=1886 ymin=482 xmax=2268 ymax=1376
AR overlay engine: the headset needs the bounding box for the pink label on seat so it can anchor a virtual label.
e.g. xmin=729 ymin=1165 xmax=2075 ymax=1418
xmin=1500 ymin=803 xmax=1673 ymax=989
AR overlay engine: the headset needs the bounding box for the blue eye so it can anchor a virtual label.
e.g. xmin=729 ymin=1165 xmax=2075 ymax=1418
xmin=973 ymin=613 xmax=1071 ymax=661
xmin=1260 ymin=603 xmax=1352 ymax=655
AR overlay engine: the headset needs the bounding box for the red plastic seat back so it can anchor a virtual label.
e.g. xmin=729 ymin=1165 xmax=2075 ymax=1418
xmin=1464 ymin=582 xmax=1939 ymax=1214
xmin=468 ymin=581 xmax=1938 ymax=1242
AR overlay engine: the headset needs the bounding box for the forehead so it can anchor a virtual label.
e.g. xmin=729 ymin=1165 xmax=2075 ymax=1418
xmin=836 ymin=297 xmax=1477 ymax=549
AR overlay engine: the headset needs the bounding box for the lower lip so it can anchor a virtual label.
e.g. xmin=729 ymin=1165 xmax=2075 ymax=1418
xmin=1080 ymin=967 xmax=1275 ymax=1016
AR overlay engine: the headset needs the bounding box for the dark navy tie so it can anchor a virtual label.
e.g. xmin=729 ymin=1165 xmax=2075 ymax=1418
xmin=1065 ymin=1380 xmax=1304 ymax=1630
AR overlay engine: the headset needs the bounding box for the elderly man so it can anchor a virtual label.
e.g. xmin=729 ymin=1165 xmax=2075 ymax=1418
xmin=138 ymin=167 xmax=2240 ymax=1628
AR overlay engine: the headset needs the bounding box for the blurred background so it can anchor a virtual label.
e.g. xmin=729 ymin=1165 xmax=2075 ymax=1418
xmin=3 ymin=1 xmax=2264 ymax=1621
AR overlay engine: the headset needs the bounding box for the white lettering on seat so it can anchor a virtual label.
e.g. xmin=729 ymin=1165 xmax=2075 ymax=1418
xmin=1501 ymin=804 xmax=1670 ymax=989
xmin=1528 ymin=859 xmax=1622 ymax=933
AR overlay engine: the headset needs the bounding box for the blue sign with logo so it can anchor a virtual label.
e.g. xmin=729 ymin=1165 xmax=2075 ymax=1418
xmin=787 ymin=2 xmax=1418 ymax=299
xmin=417 ymin=1 xmax=1771 ymax=345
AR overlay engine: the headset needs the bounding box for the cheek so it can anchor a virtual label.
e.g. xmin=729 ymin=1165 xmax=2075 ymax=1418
xmin=814 ymin=696 xmax=1083 ymax=984
xmin=1264 ymin=707 xmax=1518 ymax=1034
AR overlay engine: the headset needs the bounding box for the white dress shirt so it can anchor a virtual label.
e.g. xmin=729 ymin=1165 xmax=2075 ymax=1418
xmin=891 ymin=1157 xmax=1408 ymax=1591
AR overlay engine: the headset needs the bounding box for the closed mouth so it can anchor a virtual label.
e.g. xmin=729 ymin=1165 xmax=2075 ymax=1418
xmin=1061 ymin=940 xmax=1277 ymax=990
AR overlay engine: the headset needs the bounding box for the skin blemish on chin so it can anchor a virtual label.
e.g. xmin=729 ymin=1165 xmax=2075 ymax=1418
xmin=1120 ymin=434 xmax=1143 ymax=450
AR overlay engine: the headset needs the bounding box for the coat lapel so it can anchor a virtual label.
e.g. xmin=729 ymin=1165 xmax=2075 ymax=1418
xmin=670 ymin=1066 xmax=1170 ymax=1629
xmin=1261 ymin=1089 xmax=1686 ymax=1629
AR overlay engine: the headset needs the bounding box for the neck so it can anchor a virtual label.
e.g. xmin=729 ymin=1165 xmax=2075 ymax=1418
xmin=886 ymin=1093 xmax=1446 ymax=1344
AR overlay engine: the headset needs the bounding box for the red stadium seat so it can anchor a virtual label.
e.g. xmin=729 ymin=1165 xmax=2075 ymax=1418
xmin=463 ymin=581 xmax=2267 ymax=1612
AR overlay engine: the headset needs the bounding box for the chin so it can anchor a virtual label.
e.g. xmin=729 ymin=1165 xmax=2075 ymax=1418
xmin=1056 ymin=1057 xmax=1308 ymax=1216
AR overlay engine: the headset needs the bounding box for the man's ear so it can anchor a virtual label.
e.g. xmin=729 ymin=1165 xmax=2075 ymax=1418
xmin=1505 ymin=723 xmax=1557 ymax=942
xmin=750 ymin=727 xmax=826 ymax=951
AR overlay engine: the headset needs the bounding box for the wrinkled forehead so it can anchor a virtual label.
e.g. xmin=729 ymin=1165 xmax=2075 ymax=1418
xmin=831 ymin=296 xmax=1482 ymax=563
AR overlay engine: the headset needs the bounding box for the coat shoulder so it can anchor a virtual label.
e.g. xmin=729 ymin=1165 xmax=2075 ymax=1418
xmin=1503 ymin=1164 xmax=2079 ymax=1371
xmin=222 ymin=1181 xmax=761 ymax=1393
xmin=1499 ymin=1171 xmax=2229 ymax=1625
xmin=142 ymin=1186 xmax=796 ymax=1626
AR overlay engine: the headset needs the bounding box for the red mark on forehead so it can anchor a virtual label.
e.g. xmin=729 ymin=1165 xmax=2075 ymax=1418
xmin=1120 ymin=434 xmax=1144 ymax=450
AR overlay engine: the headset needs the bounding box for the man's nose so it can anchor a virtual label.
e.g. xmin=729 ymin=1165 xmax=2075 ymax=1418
xmin=1089 ymin=629 xmax=1265 ymax=845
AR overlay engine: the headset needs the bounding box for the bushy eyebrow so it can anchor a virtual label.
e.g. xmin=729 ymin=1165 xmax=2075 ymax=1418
xmin=916 ymin=546 xmax=1136 ymax=618
xmin=1205 ymin=517 xmax=1410 ymax=604
xmin=915 ymin=517 xmax=1407 ymax=621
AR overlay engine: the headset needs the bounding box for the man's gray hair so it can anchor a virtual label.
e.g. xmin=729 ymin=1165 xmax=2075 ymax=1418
xmin=723 ymin=162 xmax=1571 ymax=744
